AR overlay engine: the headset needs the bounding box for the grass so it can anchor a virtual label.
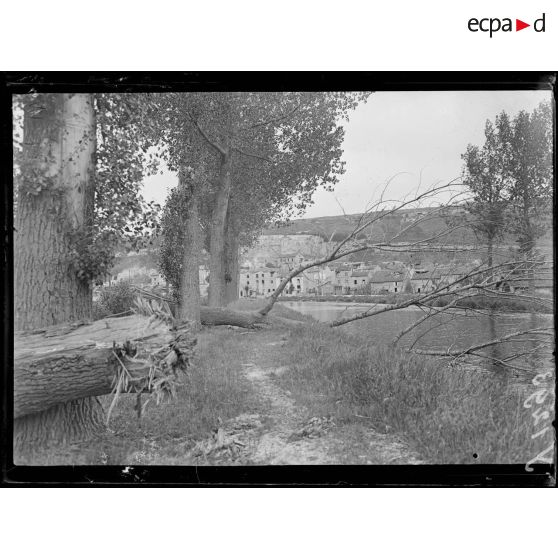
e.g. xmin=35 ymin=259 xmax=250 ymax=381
xmin=276 ymin=322 xmax=555 ymax=464
xmin=17 ymin=298 xmax=553 ymax=465
xmin=19 ymin=328 xmax=262 ymax=465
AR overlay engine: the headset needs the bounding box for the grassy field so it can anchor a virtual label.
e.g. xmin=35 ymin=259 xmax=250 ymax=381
xmin=275 ymin=322 xmax=554 ymax=464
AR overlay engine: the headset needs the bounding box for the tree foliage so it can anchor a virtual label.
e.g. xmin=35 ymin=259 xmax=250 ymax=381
xmin=155 ymin=92 xmax=371 ymax=306
xmin=461 ymin=101 xmax=553 ymax=259
xmin=88 ymin=94 xmax=162 ymax=279
xmin=13 ymin=93 xmax=163 ymax=284
xmin=461 ymin=113 xmax=513 ymax=258
xmin=505 ymin=102 xmax=553 ymax=253
xmin=159 ymin=177 xmax=197 ymax=293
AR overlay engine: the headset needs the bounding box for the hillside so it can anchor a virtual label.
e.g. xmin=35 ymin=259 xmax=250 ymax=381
xmin=262 ymin=206 xmax=553 ymax=251
xmin=264 ymin=207 xmax=472 ymax=244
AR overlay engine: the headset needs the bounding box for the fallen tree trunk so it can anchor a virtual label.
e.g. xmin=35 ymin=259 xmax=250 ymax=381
xmin=132 ymin=287 xmax=267 ymax=329
xmin=200 ymin=306 xmax=266 ymax=328
xmin=14 ymin=315 xmax=195 ymax=419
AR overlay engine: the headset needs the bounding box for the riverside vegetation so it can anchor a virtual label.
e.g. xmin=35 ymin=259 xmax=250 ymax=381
xmin=20 ymin=295 xmax=550 ymax=465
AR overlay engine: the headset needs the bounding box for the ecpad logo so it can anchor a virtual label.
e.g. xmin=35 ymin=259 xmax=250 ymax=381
xmin=468 ymin=13 xmax=546 ymax=37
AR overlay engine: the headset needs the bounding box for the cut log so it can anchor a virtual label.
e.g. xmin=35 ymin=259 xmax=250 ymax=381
xmin=14 ymin=315 xmax=194 ymax=419
xmin=200 ymin=306 xmax=265 ymax=328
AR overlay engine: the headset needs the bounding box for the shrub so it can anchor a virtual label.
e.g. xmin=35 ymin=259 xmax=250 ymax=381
xmin=92 ymin=301 xmax=109 ymax=320
xmin=96 ymin=281 xmax=136 ymax=317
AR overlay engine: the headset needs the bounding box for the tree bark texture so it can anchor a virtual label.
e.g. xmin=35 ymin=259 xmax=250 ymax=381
xmin=178 ymin=182 xmax=201 ymax=325
xmin=15 ymin=94 xmax=96 ymax=330
xmin=521 ymin=186 xmax=536 ymax=294
xmin=14 ymin=93 xmax=101 ymax=449
xmin=224 ymin=212 xmax=240 ymax=305
xmin=14 ymin=315 xmax=187 ymax=419
xmin=200 ymin=306 xmax=265 ymax=328
xmin=208 ymin=152 xmax=233 ymax=307
xmin=14 ymin=398 xmax=105 ymax=450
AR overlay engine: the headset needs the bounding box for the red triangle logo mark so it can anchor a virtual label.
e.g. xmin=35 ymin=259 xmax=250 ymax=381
xmin=516 ymin=19 xmax=530 ymax=31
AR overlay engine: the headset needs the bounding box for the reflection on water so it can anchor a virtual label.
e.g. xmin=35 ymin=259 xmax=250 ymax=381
xmin=282 ymin=300 xmax=555 ymax=388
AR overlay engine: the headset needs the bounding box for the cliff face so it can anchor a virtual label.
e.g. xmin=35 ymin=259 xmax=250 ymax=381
xmin=242 ymin=234 xmax=329 ymax=264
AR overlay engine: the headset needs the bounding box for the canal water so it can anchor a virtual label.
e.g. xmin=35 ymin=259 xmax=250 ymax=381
xmin=282 ymin=300 xmax=555 ymax=388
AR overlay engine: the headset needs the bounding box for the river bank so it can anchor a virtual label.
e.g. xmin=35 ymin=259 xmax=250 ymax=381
xmin=16 ymin=302 xmax=552 ymax=465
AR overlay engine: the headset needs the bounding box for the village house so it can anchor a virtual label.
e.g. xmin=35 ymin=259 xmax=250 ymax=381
xmin=285 ymin=273 xmax=305 ymax=295
xmin=239 ymin=267 xmax=280 ymax=298
xmin=301 ymin=265 xmax=336 ymax=295
xmin=368 ymin=270 xmax=405 ymax=294
xmin=350 ymin=270 xmax=372 ymax=292
xmin=332 ymin=265 xmax=354 ymax=294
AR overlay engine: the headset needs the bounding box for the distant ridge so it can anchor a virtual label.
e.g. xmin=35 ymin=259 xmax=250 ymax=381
xmin=262 ymin=207 xmax=477 ymax=244
xmin=262 ymin=206 xmax=553 ymax=249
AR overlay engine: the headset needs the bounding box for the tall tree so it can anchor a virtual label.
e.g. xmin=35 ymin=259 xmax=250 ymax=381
xmin=159 ymin=169 xmax=203 ymax=324
xmin=14 ymin=93 xmax=161 ymax=452
xmin=16 ymin=94 xmax=96 ymax=328
xmin=461 ymin=113 xmax=514 ymax=267
xmin=156 ymin=91 xmax=369 ymax=315
xmin=14 ymin=93 xmax=104 ymax=448
xmin=506 ymin=102 xmax=553 ymax=259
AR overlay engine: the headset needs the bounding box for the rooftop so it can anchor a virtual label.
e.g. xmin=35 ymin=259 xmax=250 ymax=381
xmin=412 ymin=271 xmax=441 ymax=280
xmin=369 ymin=271 xmax=403 ymax=283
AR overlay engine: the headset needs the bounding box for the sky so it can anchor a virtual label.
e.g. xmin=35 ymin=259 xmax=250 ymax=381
xmin=142 ymin=90 xmax=552 ymax=218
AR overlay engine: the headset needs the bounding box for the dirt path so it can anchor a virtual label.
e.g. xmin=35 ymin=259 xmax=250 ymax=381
xmin=186 ymin=330 xmax=424 ymax=465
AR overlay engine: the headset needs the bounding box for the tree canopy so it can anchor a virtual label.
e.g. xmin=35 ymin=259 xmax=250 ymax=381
xmin=155 ymin=92 xmax=371 ymax=307
xmin=460 ymin=101 xmax=552 ymax=263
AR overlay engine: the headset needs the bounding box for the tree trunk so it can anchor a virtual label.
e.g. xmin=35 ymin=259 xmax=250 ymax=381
xmin=15 ymin=94 xmax=95 ymax=329
xmin=208 ymin=152 xmax=232 ymax=307
xmin=224 ymin=212 xmax=240 ymax=305
xmin=14 ymin=93 xmax=102 ymax=452
xmin=200 ymin=306 xmax=265 ymax=328
xmin=13 ymin=315 xmax=195 ymax=461
xmin=178 ymin=181 xmax=201 ymax=326
xmin=14 ymin=315 xmax=190 ymax=418
xmin=14 ymin=399 xmax=105 ymax=450
xmin=521 ymin=185 xmax=535 ymax=294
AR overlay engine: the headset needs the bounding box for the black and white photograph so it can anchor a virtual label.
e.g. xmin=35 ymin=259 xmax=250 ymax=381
xmin=6 ymin=78 xmax=554 ymax=476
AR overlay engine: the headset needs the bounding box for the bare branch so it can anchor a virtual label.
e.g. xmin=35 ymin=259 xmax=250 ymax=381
xmin=255 ymin=175 xmax=552 ymax=360
xmin=412 ymin=327 xmax=553 ymax=358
